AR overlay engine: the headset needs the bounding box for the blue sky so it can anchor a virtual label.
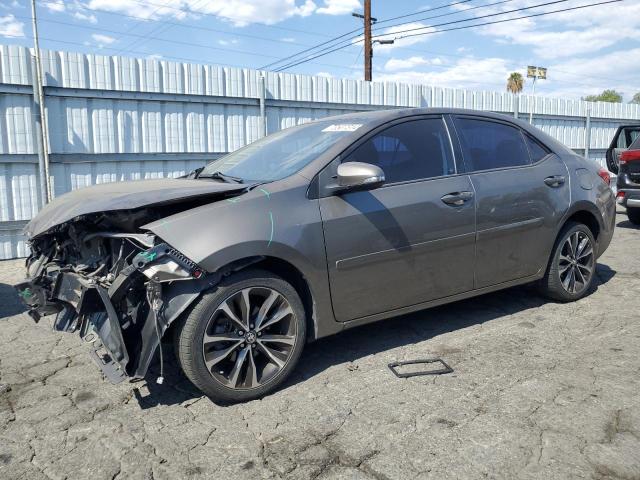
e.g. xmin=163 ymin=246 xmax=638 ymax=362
xmin=0 ymin=0 xmax=638 ymax=100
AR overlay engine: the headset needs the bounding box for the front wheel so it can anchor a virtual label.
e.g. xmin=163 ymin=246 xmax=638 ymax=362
xmin=627 ymin=207 xmax=640 ymax=225
xmin=174 ymin=269 xmax=306 ymax=403
xmin=539 ymin=222 xmax=596 ymax=302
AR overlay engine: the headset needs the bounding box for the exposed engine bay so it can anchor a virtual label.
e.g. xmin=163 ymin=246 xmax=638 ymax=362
xmin=15 ymin=207 xmax=221 ymax=384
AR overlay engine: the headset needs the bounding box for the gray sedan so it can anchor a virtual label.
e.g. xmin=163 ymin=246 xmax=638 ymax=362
xmin=16 ymin=108 xmax=616 ymax=402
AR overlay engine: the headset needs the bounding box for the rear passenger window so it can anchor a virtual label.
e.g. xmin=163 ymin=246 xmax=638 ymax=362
xmin=343 ymin=118 xmax=455 ymax=183
xmin=524 ymin=134 xmax=550 ymax=163
xmin=455 ymin=118 xmax=531 ymax=171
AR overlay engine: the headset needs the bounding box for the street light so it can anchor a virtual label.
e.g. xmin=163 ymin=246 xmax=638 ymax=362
xmin=527 ymin=65 xmax=547 ymax=124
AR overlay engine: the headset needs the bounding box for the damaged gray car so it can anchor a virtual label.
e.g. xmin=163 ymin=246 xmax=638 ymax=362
xmin=16 ymin=108 xmax=616 ymax=402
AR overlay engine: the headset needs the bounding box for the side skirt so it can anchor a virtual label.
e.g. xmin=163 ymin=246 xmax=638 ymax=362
xmin=339 ymin=271 xmax=544 ymax=333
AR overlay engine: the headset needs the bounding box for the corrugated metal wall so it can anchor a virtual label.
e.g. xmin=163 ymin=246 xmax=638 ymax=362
xmin=1 ymin=44 xmax=639 ymax=259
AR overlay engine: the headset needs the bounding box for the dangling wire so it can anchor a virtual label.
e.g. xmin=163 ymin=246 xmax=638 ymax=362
xmin=147 ymin=285 xmax=165 ymax=385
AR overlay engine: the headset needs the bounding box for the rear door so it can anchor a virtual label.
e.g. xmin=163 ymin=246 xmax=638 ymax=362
xmin=451 ymin=115 xmax=570 ymax=288
xmin=606 ymin=125 xmax=640 ymax=174
xmin=318 ymin=116 xmax=476 ymax=322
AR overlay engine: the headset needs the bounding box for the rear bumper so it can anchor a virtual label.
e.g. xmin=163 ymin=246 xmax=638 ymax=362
xmin=616 ymin=173 xmax=640 ymax=208
xmin=616 ymin=189 xmax=640 ymax=209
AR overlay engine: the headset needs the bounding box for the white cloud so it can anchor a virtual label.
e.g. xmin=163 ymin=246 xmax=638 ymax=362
xmin=374 ymin=56 xmax=517 ymax=92
xmin=542 ymin=48 xmax=640 ymax=101
xmin=147 ymin=53 xmax=163 ymax=60
xmin=218 ymin=39 xmax=239 ymax=46
xmin=384 ymin=56 xmax=429 ymax=71
xmin=317 ymin=0 xmax=360 ymax=15
xmin=92 ymin=33 xmax=116 ymax=45
xmin=281 ymin=37 xmax=296 ymax=42
xmin=42 ymin=0 xmax=65 ymax=13
xmin=0 ymin=14 xmax=24 ymax=37
xmin=316 ymin=71 xmax=333 ymax=77
xmin=73 ymin=11 xmax=98 ymax=24
xmin=87 ymin=0 xmax=318 ymax=26
xmin=461 ymin=0 xmax=640 ymax=60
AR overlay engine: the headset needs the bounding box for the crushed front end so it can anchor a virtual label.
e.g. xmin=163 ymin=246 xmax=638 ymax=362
xmin=16 ymin=212 xmax=217 ymax=384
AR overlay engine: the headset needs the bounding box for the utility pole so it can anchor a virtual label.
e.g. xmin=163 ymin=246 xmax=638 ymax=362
xmin=30 ymin=0 xmax=51 ymax=204
xmin=364 ymin=0 xmax=372 ymax=82
xmin=353 ymin=1 xmax=392 ymax=82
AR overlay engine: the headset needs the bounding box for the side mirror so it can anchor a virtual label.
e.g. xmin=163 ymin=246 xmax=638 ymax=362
xmin=334 ymin=162 xmax=385 ymax=192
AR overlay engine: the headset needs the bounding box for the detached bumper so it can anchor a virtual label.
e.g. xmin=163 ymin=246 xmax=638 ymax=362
xmin=15 ymin=264 xmax=221 ymax=384
xmin=15 ymin=272 xmax=131 ymax=383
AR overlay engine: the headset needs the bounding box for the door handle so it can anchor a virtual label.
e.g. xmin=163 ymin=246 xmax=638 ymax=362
xmin=544 ymin=175 xmax=565 ymax=187
xmin=441 ymin=191 xmax=474 ymax=207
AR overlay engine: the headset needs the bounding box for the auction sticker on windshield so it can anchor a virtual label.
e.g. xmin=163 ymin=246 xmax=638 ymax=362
xmin=322 ymin=124 xmax=362 ymax=132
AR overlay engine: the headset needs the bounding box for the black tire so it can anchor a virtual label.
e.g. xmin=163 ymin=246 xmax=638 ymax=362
xmin=539 ymin=222 xmax=597 ymax=302
xmin=627 ymin=207 xmax=640 ymax=225
xmin=174 ymin=269 xmax=306 ymax=403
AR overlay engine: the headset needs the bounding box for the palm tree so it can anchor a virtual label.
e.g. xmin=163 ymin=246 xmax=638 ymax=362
xmin=506 ymin=72 xmax=524 ymax=94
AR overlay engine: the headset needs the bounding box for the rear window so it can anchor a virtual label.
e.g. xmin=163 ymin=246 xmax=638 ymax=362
xmin=524 ymin=134 xmax=551 ymax=163
xmin=454 ymin=117 xmax=531 ymax=172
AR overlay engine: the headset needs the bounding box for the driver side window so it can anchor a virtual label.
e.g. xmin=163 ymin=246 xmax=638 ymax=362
xmin=343 ymin=118 xmax=455 ymax=184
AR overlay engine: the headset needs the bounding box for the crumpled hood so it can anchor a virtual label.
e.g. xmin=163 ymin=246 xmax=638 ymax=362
xmin=25 ymin=178 xmax=248 ymax=238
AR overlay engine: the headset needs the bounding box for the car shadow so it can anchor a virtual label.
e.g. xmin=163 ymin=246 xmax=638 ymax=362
xmin=616 ymin=219 xmax=639 ymax=230
xmin=0 ymin=283 xmax=27 ymax=319
xmin=133 ymin=264 xmax=616 ymax=408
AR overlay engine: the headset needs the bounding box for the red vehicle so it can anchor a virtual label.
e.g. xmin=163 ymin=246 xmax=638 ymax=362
xmin=608 ymin=128 xmax=640 ymax=225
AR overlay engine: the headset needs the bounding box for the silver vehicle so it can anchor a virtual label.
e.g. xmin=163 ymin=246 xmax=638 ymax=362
xmin=16 ymin=109 xmax=616 ymax=402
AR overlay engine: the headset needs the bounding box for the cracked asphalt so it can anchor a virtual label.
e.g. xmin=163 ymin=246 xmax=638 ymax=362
xmin=1 ymin=211 xmax=639 ymax=480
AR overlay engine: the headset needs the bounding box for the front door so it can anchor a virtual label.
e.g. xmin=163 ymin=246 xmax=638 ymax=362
xmin=452 ymin=115 xmax=570 ymax=288
xmin=319 ymin=117 xmax=476 ymax=322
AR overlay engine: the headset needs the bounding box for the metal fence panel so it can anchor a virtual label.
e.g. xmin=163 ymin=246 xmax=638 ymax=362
xmin=1 ymin=44 xmax=639 ymax=259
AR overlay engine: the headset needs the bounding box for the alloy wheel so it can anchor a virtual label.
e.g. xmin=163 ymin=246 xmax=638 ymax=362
xmin=202 ymin=287 xmax=297 ymax=390
xmin=558 ymin=231 xmax=594 ymax=294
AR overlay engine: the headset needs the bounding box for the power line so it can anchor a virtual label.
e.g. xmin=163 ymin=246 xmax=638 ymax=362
xmin=272 ymin=0 xmax=567 ymax=72
xmin=372 ymin=0 xmax=571 ymax=39
xmin=0 ymin=33 xmax=363 ymax=73
xmin=9 ymin=15 xmax=289 ymax=60
xmin=118 ymin=0 xmax=214 ymax=55
xmin=375 ymin=0 xmax=475 ymax=24
xmin=275 ymin=0 xmax=618 ymax=72
xmin=382 ymin=0 xmax=624 ymax=41
xmin=259 ymin=28 xmax=360 ymax=70
xmin=373 ymin=0 xmax=517 ymax=31
xmin=261 ymin=0 xmax=483 ymax=71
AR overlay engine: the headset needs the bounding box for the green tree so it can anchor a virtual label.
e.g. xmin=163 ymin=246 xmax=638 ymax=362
xmin=506 ymin=72 xmax=524 ymax=94
xmin=583 ymin=89 xmax=623 ymax=103
xmin=630 ymin=92 xmax=640 ymax=104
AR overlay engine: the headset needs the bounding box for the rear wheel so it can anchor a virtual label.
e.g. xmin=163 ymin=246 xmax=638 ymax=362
xmin=627 ymin=207 xmax=640 ymax=225
xmin=539 ymin=222 xmax=596 ymax=302
xmin=175 ymin=269 xmax=306 ymax=403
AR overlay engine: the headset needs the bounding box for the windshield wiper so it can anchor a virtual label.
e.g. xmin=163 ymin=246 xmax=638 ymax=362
xmin=196 ymin=171 xmax=243 ymax=183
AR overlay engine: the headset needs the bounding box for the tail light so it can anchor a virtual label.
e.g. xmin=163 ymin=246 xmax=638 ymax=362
xmin=597 ymin=167 xmax=611 ymax=186
xmin=620 ymin=149 xmax=640 ymax=165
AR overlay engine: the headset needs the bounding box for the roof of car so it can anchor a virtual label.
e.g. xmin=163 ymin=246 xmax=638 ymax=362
xmin=319 ymin=107 xmax=516 ymax=125
xmin=314 ymin=107 xmax=574 ymax=156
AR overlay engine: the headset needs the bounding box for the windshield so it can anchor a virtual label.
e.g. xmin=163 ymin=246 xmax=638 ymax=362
xmin=199 ymin=120 xmax=363 ymax=182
